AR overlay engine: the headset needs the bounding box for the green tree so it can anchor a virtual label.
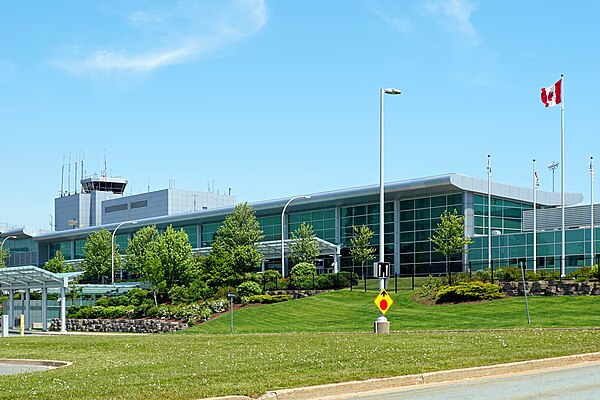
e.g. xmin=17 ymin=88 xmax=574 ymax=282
xmin=0 ymin=248 xmax=9 ymax=268
xmin=289 ymin=222 xmax=320 ymax=265
xmin=212 ymin=202 xmax=264 ymax=275
xmin=44 ymin=250 xmax=70 ymax=273
xmin=82 ymin=229 xmax=117 ymax=282
xmin=429 ymin=209 xmax=473 ymax=284
xmin=349 ymin=225 xmax=376 ymax=278
xmin=125 ymin=225 xmax=160 ymax=276
xmin=153 ymin=225 xmax=192 ymax=290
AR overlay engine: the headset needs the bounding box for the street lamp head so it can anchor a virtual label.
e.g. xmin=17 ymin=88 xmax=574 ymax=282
xmin=547 ymin=161 xmax=559 ymax=170
xmin=303 ymin=196 xmax=311 ymax=199
xmin=382 ymin=88 xmax=401 ymax=95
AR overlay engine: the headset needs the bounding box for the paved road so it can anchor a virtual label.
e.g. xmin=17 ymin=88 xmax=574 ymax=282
xmin=345 ymin=361 xmax=600 ymax=400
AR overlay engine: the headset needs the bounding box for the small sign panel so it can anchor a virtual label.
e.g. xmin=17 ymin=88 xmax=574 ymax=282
xmin=374 ymin=289 xmax=394 ymax=315
xmin=374 ymin=261 xmax=390 ymax=278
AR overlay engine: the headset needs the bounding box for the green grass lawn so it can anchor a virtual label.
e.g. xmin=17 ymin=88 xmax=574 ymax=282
xmin=185 ymin=289 xmax=600 ymax=334
xmin=1 ymin=290 xmax=600 ymax=399
xmin=1 ymin=330 xmax=600 ymax=400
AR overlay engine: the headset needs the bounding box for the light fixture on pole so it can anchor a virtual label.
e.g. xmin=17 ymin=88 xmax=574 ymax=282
xmin=111 ymin=221 xmax=137 ymax=285
xmin=281 ymin=195 xmax=311 ymax=277
xmin=1 ymin=235 xmax=17 ymax=249
xmin=547 ymin=161 xmax=559 ymax=192
xmin=376 ymin=87 xmax=401 ymax=334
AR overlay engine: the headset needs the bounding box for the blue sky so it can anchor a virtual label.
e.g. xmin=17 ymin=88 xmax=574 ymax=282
xmin=1 ymin=0 xmax=598 ymax=230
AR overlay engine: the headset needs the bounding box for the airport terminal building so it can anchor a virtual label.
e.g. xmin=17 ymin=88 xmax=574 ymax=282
xmin=2 ymin=173 xmax=596 ymax=277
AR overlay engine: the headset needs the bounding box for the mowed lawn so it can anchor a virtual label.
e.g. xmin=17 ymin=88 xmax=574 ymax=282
xmin=1 ymin=290 xmax=600 ymax=400
xmin=185 ymin=289 xmax=600 ymax=334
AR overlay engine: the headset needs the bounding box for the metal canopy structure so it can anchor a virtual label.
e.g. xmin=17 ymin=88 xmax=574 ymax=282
xmin=194 ymin=238 xmax=341 ymax=272
xmin=0 ymin=266 xmax=82 ymax=333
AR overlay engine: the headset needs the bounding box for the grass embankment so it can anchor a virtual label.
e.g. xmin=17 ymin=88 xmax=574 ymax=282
xmin=1 ymin=330 xmax=600 ymax=399
xmin=1 ymin=290 xmax=600 ymax=399
xmin=185 ymin=289 xmax=600 ymax=334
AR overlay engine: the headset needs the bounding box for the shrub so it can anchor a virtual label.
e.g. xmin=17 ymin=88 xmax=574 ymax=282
xmin=213 ymin=286 xmax=237 ymax=300
xmin=236 ymin=281 xmax=262 ymax=298
xmin=290 ymin=262 xmax=316 ymax=277
xmin=169 ymin=280 xmax=212 ymax=304
xmin=419 ymin=275 xmax=444 ymax=300
xmin=568 ymin=266 xmax=594 ymax=280
xmin=247 ymin=294 xmax=292 ymax=304
xmin=471 ymin=270 xmax=491 ymax=283
xmin=435 ymin=282 xmax=504 ymax=304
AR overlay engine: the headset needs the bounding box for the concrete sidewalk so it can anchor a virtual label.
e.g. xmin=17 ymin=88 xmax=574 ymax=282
xmin=202 ymin=352 xmax=600 ymax=400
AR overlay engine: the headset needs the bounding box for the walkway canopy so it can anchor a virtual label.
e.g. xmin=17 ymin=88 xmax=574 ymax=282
xmin=195 ymin=238 xmax=341 ymax=273
xmin=0 ymin=266 xmax=82 ymax=333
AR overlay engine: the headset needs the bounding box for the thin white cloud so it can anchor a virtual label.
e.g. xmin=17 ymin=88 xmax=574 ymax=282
xmin=422 ymin=0 xmax=480 ymax=44
xmin=369 ymin=6 xmax=414 ymax=34
xmin=54 ymin=0 xmax=268 ymax=75
xmin=0 ymin=61 xmax=16 ymax=82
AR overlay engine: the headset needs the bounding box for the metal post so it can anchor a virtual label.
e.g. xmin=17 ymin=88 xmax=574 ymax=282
xmin=591 ymin=157 xmax=595 ymax=267
xmin=111 ymin=220 xmax=137 ymax=285
xmin=533 ymin=159 xmax=538 ymax=273
xmin=560 ymin=74 xmax=565 ymax=277
xmin=520 ymin=262 xmax=531 ymax=324
xmin=281 ymin=195 xmax=310 ymax=277
xmin=375 ymin=88 xmax=401 ymax=334
xmin=227 ymin=293 xmax=235 ymax=335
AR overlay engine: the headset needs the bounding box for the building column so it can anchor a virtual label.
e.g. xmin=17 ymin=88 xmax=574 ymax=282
xmin=41 ymin=288 xmax=48 ymax=332
xmin=25 ymin=288 xmax=31 ymax=330
xmin=60 ymin=278 xmax=67 ymax=333
xmin=8 ymin=289 xmax=14 ymax=328
xmin=463 ymin=191 xmax=475 ymax=273
xmin=394 ymin=199 xmax=401 ymax=276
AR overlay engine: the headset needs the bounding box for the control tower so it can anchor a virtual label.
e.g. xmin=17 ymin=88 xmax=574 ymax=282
xmin=55 ymin=176 xmax=128 ymax=231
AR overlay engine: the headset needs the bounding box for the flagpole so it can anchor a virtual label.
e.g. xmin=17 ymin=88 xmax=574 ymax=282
xmin=560 ymin=74 xmax=565 ymax=277
xmin=533 ymin=159 xmax=537 ymax=273
xmin=487 ymin=155 xmax=491 ymax=273
xmin=591 ymin=156 xmax=595 ymax=267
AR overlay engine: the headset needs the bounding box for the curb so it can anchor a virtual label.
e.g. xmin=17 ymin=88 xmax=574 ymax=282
xmin=255 ymin=352 xmax=600 ymax=400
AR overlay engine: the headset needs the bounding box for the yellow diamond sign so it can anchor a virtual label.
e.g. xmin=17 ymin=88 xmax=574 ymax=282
xmin=374 ymin=289 xmax=393 ymax=315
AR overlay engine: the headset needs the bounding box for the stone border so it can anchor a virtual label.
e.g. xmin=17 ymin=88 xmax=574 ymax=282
xmin=49 ymin=318 xmax=188 ymax=333
xmin=0 ymin=359 xmax=71 ymax=369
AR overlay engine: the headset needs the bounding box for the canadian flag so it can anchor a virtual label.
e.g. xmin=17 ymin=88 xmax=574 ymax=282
xmin=541 ymin=79 xmax=562 ymax=107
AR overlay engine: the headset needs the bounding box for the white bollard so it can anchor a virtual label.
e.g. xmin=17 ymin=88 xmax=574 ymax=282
xmin=1 ymin=314 xmax=8 ymax=337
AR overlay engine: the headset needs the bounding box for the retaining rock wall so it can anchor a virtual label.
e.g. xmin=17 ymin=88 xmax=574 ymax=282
xmin=501 ymin=281 xmax=600 ymax=296
xmin=49 ymin=318 xmax=188 ymax=333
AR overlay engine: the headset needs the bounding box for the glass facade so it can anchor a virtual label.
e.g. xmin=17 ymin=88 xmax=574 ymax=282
xmin=473 ymin=195 xmax=532 ymax=235
xmin=399 ymin=194 xmax=463 ymax=276
xmin=289 ymin=209 xmax=336 ymax=242
xmin=470 ymin=227 xmax=600 ymax=274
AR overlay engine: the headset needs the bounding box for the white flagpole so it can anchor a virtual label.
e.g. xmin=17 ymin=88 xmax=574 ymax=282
xmin=533 ymin=159 xmax=537 ymax=273
xmin=488 ymin=155 xmax=492 ymax=272
xmin=591 ymin=156 xmax=595 ymax=267
xmin=560 ymin=74 xmax=565 ymax=277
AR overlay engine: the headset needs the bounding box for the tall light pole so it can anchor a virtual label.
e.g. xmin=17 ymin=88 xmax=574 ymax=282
xmin=548 ymin=161 xmax=559 ymax=192
xmin=377 ymin=87 xmax=400 ymax=334
xmin=281 ymin=195 xmax=311 ymax=277
xmin=111 ymin=221 xmax=137 ymax=284
xmin=1 ymin=235 xmax=17 ymax=250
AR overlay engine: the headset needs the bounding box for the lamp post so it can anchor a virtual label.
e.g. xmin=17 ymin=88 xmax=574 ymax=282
xmin=1 ymin=236 xmax=17 ymax=266
xmin=111 ymin=221 xmax=137 ymax=284
xmin=376 ymin=87 xmax=400 ymax=334
xmin=548 ymin=161 xmax=559 ymax=192
xmin=1 ymin=235 xmax=17 ymax=250
xmin=281 ymin=195 xmax=311 ymax=277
